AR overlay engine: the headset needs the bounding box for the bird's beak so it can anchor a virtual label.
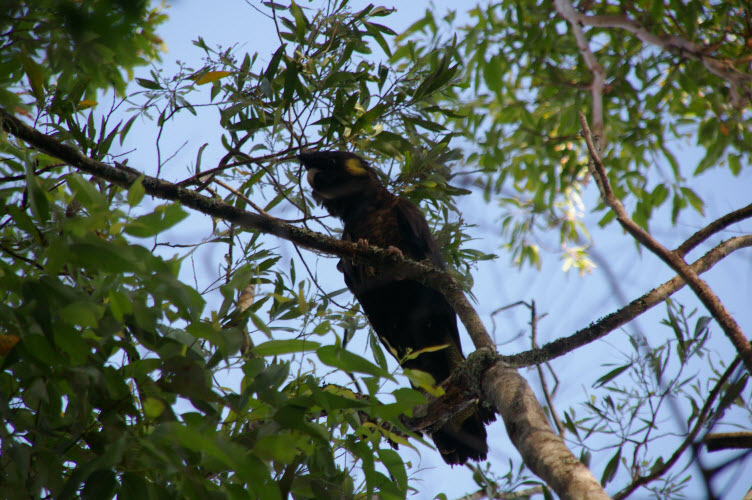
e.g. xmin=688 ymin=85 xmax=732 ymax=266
xmin=298 ymin=152 xmax=314 ymax=169
xmin=306 ymin=167 xmax=319 ymax=188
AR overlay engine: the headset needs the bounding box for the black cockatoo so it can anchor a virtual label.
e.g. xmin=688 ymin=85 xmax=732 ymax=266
xmin=299 ymin=150 xmax=494 ymax=465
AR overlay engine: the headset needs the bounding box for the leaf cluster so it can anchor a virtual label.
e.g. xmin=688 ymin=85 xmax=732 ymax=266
xmin=394 ymin=0 xmax=752 ymax=268
xmin=0 ymin=0 xmax=166 ymax=113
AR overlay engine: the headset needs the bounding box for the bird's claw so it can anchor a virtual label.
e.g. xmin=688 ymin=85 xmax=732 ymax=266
xmin=356 ymin=238 xmax=370 ymax=250
xmin=385 ymin=246 xmax=404 ymax=258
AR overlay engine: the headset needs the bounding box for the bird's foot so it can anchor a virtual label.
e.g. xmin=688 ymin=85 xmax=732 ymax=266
xmin=356 ymin=238 xmax=370 ymax=250
xmin=385 ymin=246 xmax=404 ymax=258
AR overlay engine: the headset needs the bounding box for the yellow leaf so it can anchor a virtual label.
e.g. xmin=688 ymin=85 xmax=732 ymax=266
xmin=77 ymin=100 xmax=98 ymax=110
xmin=194 ymin=70 xmax=232 ymax=85
xmin=404 ymin=344 xmax=449 ymax=360
xmin=0 ymin=334 xmax=20 ymax=356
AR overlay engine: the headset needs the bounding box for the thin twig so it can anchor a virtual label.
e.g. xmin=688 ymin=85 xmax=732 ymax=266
xmin=554 ymin=0 xmax=606 ymax=139
xmin=574 ymin=14 xmax=752 ymax=108
xmin=529 ymin=300 xmax=565 ymax=436
xmin=213 ymin=177 xmax=270 ymax=216
xmin=614 ymin=357 xmax=743 ymax=499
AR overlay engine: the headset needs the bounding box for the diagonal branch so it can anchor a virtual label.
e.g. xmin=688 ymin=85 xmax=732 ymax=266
xmin=676 ymin=202 xmax=752 ymax=257
xmin=578 ymin=110 xmax=752 ymax=375
xmin=507 ymin=233 xmax=752 ymax=367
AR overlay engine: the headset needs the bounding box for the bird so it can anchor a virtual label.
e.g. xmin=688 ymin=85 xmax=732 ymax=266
xmin=299 ymin=150 xmax=495 ymax=465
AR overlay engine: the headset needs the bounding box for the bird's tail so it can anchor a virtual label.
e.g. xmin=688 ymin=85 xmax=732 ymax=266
xmin=431 ymin=406 xmax=496 ymax=465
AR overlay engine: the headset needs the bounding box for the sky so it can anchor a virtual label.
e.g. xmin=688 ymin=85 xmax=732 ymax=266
xmin=117 ymin=1 xmax=752 ymax=498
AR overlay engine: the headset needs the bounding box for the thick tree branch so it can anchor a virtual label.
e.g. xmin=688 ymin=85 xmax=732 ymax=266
xmin=704 ymin=432 xmax=752 ymax=452
xmin=482 ymin=357 xmax=609 ymax=499
xmin=579 ymin=111 xmax=752 ymax=375
xmin=507 ymin=234 xmax=752 ymax=367
xmin=0 ymin=108 xmax=609 ymax=500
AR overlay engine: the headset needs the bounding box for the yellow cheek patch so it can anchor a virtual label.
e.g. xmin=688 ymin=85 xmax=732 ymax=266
xmin=344 ymin=158 xmax=368 ymax=176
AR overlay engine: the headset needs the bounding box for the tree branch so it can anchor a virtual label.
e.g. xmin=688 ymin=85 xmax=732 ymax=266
xmin=507 ymin=234 xmax=752 ymax=367
xmin=578 ymin=111 xmax=752 ymax=375
xmin=568 ymin=13 xmax=752 ymax=108
xmin=704 ymin=432 xmax=752 ymax=452
xmin=482 ymin=356 xmax=608 ymax=499
xmin=0 ymin=107 xmax=610 ymax=500
xmin=676 ymin=202 xmax=752 ymax=257
xmin=553 ymin=0 xmax=606 ymax=139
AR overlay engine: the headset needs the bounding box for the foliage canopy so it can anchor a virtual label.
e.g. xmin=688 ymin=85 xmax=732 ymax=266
xmin=1 ymin=1 xmax=751 ymax=499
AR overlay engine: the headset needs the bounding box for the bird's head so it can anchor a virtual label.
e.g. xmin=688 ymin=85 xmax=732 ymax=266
xmin=298 ymin=150 xmax=391 ymax=221
xmin=298 ymin=150 xmax=376 ymax=200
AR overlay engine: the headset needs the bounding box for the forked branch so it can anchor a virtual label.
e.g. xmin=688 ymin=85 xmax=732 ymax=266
xmin=578 ymin=111 xmax=752 ymax=375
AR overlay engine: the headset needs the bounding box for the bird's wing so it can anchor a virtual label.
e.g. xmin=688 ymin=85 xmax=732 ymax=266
xmin=394 ymin=198 xmax=445 ymax=268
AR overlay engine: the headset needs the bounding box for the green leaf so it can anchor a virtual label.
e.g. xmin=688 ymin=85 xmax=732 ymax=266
xmin=26 ymin=165 xmax=49 ymax=222
xmin=118 ymin=473 xmax=152 ymax=499
xmin=81 ymin=469 xmax=117 ymax=500
xmin=412 ymin=54 xmax=458 ymax=101
xmin=289 ymin=1 xmax=308 ymax=42
xmin=253 ymin=339 xmax=321 ymax=356
xmin=59 ymin=301 xmax=101 ymax=328
xmin=601 ymin=448 xmax=621 ymax=485
xmin=264 ymin=45 xmax=286 ymax=82
xmin=317 ymin=345 xmax=393 ymax=379
xmin=107 ymin=290 xmax=133 ymax=321
xmin=250 ymin=311 xmax=273 ymax=338
xmin=593 ymin=363 xmax=632 ymax=388
xmin=68 ymin=241 xmax=139 ymax=273
xmin=253 ymin=432 xmax=305 ymax=463
xmin=403 ymin=368 xmax=443 ymax=397
xmin=728 ymin=154 xmax=741 ymax=176
xmin=365 ymin=22 xmax=393 ymax=57
xmin=127 ymin=175 xmax=146 ymax=207
xmin=67 ymin=173 xmax=108 ymax=213
xmin=135 ymin=78 xmax=162 ymax=90
xmin=679 ymin=187 xmax=704 ymax=215
xmin=143 ymin=397 xmax=166 ymax=418
xmin=22 ymin=335 xmax=57 ymax=365
xmin=21 ymin=54 xmax=46 ymax=103
xmin=124 ymin=203 xmax=189 ymax=237
xmin=228 ymin=115 xmax=272 ymax=132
